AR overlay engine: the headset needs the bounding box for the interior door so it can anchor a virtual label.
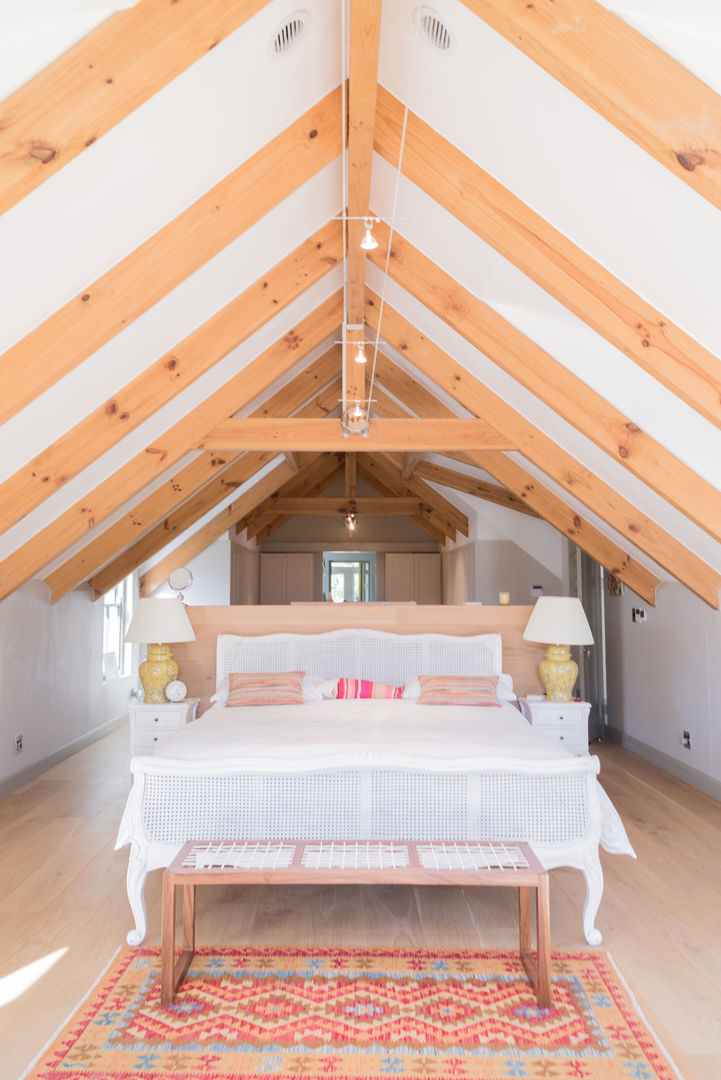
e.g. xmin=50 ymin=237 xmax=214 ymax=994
xmin=577 ymin=550 xmax=607 ymax=743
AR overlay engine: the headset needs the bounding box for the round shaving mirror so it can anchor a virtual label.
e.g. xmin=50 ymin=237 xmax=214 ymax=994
xmin=168 ymin=567 xmax=193 ymax=603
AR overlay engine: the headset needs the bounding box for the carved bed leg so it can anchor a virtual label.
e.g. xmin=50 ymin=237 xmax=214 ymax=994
xmin=126 ymin=842 xmax=148 ymax=946
xmin=581 ymin=850 xmax=604 ymax=946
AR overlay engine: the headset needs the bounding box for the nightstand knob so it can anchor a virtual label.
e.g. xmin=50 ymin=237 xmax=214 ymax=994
xmin=153 ymin=717 xmax=159 ymax=723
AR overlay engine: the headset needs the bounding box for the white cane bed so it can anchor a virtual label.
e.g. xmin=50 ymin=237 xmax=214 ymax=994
xmin=116 ymin=628 xmax=635 ymax=946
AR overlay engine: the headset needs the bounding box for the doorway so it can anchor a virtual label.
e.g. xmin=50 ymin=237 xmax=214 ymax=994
xmin=572 ymin=548 xmax=608 ymax=742
xmin=322 ymin=552 xmax=376 ymax=602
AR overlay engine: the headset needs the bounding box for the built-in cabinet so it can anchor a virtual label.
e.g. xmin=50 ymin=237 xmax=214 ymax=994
xmin=259 ymin=552 xmax=315 ymax=604
xmin=385 ymin=553 xmax=442 ymax=604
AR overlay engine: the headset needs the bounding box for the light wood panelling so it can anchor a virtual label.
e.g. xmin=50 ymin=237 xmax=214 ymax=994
xmin=0 ymin=292 xmax=342 ymax=603
xmin=138 ymin=463 xmax=297 ymax=597
xmin=0 ymin=0 xmax=270 ymax=215
xmin=346 ymin=0 xmax=383 ymax=325
xmin=414 ymin=460 xmax=539 ymax=518
xmin=0 ymin=89 xmax=341 ymax=428
xmin=368 ymin=226 xmax=721 ymax=544
xmin=199 ymin=417 xmax=514 ymax=451
xmin=375 ymin=87 xmax=721 ymax=430
xmin=0 ymin=222 xmax=342 ymax=535
xmin=365 ymin=293 xmax=719 ymax=608
xmin=173 ymin=604 xmax=546 ymax=710
xmin=45 ymin=352 xmax=342 ymax=602
xmin=463 ymin=0 xmax=721 ymax=212
xmin=369 ymin=343 xmax=662 ymax=606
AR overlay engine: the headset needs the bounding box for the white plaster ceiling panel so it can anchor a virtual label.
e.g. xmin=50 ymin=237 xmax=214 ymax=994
xmin=0 ymin=269 xmax=342 ymax=562
xmin=0 ymin=162 xmax=342 ymax=473
xmin=0 ymin=1 xmax=138 ymax=99
xmin=37 ymin=449 xmax=200 ymax=579
xmin=138 ymin=455 xmax=284 ymax=576
xmin=0 ymin=0 xmax=341 ymax=353
xmin=369 ymin=159 xmax=721 ymax=489
xmin=602 ymin=1 xmax=721 ymax=96
xmin=367 ymin=270 xmax=721 ymax=574
xmin=377 ymin=0 xmax=721 ymax=358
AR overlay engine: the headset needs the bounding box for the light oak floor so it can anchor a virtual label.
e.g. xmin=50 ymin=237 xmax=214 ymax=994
xmin=1 ymin=727 xmax=719 ymax=1079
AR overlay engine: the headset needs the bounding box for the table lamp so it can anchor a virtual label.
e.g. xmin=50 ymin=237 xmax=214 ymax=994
xmin=522 ymin=596 xmax=593 ymax=702
xmin=125 ymin=598 xmax=196 ymax=704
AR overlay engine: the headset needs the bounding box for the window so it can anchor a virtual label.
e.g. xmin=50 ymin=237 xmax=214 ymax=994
xmin=103 ymin=574 xmax=134 ymax=678
xmin=322 ymin=552 xmax=376 ymax=602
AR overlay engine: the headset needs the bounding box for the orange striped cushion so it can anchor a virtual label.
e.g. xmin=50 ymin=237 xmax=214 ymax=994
xmin=336 ymin=678 xmax=403 ymax=700
xmin=417 ymin=675 xmax=501 ymax=706
xmin=226 ymin=671 xmax=305 ymax=707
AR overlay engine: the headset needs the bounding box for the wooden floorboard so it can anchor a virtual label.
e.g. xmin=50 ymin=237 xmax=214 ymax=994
xmin=0 ymin=729 xmax=719 ymax=1079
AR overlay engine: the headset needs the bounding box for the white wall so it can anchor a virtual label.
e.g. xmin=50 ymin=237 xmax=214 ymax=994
xmin=605 ymin=582 xmax=721 ymax=793
xmin=147 ymin=537 xmax=231 ymax=605
xmin=0 ymin=580 xmax=133 ymax=789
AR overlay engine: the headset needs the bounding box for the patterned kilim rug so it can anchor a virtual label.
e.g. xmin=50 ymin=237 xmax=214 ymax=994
xmin=25 ymin=947 xmax=680 ymax=1080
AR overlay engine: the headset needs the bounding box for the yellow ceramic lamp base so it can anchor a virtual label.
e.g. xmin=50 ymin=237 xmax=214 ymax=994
xmin=138 ymin=643 xmax=178 ymax=704
xmin=538 ymin=644 xmax=577 ymax=703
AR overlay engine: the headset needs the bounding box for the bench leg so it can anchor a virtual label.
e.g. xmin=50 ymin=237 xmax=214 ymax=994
xmin=160 ymin=874 xmax=176 ymax=1007
xmin=519 ymin=879 xmax=552 ymax=1009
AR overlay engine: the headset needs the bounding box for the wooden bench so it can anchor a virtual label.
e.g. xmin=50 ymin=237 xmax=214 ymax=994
xmin=161 ymin=839 xmax=551 ymax=1008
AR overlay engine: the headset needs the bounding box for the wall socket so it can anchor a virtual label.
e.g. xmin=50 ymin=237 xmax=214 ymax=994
xmin=682 ymin=730 xmax=691 ymax=750
xmin=631 ymin=608 xmax=647 ymax=623
xmin=14 ymin=733 xmax=23 ymax=754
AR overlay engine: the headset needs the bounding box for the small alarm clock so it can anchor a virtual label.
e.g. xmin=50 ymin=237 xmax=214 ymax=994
xmin=165 ymin=679 xmax=187 ymax=703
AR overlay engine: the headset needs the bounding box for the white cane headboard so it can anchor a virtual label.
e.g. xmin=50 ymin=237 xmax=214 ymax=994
xmin=216 ymin=629 xmax=502 ymax=687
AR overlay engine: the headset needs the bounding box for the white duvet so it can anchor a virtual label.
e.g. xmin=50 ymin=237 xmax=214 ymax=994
xmin=155 ymin=698 xmax=581 ymax=772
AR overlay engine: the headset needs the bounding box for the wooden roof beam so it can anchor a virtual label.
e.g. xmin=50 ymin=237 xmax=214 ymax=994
xmin=255 ymin=497 xmax=436 ymax=516
xmin=413 ymin=460 xmax=539 ymax=518
xmin=0 ymin=88 xmax=340 ymax=428
xmin=0 ymin=291 xmax=342 ymax=603
xmin=375 ymin=86 xmax=721 ymax=430
xmin=0 ymin=221 xmax=342 ymax=535
xmin=368 ymin=228 xmax=721 ymax=546
xmin=199 ymin=417 xmax=514 ymax=452
xmin=0 ymin=0 xmax=271 ymax=215
xmin=366 ymin=297 xmax=719 ymax=607
xmin=79 ymin=381 xmax=343 ymax=602
xmin=251 ymin=463 xmax=345 ymax=544
xmin=356 ymin=459 xmax=449 ymax=545
xmin=139 ymin=461 xmax=297 ymax=598
xmin=242 ymin=453 xmax=343 ymax=539
xmin=345 ymin=453 xmax=357 ymax=498
xmin=462 ymin=0 xmax=721 ymax=213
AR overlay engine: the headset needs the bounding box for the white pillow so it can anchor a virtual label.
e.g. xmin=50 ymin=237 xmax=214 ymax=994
xmin=211 ymin=677 xmax=229 ymax=705
xmin=401 ymin=673 xmax=515 ymax=702
xmin=302 ymin=674 xmax=331 ymax=702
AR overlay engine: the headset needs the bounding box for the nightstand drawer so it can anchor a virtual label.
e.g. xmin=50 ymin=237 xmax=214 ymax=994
xmin=530 ymin=708 xmax=580 ymax=728
xmin=538 ymin=726 xmax=588 ymax=754
xmin=133 ymin=708 xmax=186 ymax=730
xmin=133 ymin=730 xmax=176 ymax=752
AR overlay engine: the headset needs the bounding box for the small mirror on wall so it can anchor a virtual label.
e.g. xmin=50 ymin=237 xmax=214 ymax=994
xmin=168 ymin=567 xmax=193 ymax=604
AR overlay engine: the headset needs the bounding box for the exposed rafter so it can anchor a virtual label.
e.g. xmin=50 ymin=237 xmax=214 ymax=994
xmin=357 ymin=458 xmax=450 ymax=545
xmin=139 ymin=461 xmax=297 ymax=597
xmin=199 ymin=417 xmax=514 ymax=451
xmin=462 ymin=0 xmax=721 ymax=212
xmin=413 ymin=460 xmax=540 ymax=518
xmin=250 ymin=461 xmax=346 ymax=544
xmin=0 ymin=292 xmax=342 ymax=603
xmin=0 ymin=89 xmax=341 ymax=428
xmin=374 ymin=86 xmax=721 ymax=430
xmin=367 ymin=230 xmax=721 ymax=546
xmin=242 ymin=454 xmax=344 ymax=540
xmin=0 ymin=222 xmax=342 ymax=535
xmin=365 ymin=296 xmax=718 ymax=607
xmin=0 ymin=0 xmax=270 ymax=214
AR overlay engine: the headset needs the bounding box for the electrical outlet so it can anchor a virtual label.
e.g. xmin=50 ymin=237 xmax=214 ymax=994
xmin=14 ymin=734 xmax=23 ymax=755
xmin=632 ymin=608 xmax=647 ymax=623
xmin=682 ymin=730 xmax=691 ymax=750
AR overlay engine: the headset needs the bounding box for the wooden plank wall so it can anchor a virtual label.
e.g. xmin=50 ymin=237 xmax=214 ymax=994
xmin=173 ymin=604 xmax=546 ymax=713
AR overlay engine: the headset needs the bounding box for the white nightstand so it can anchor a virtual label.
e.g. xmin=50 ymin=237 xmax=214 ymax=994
xmin=128 ymin=699 xmax=199 ymax=755
xmin=519 ymin=697 xmax=590 ymax=756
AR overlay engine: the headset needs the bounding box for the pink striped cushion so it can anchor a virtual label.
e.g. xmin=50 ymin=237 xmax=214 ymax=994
xmin=336 ymin=678 xmax=404 ymax=700
xmin=226 ymin=671 xmax=305 ymax=707
xmin=417 ymin=675 xmax=502 ymax=706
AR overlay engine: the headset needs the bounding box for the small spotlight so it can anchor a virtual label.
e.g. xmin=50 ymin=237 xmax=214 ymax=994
xmin=360 ymin=217 xmax=379 ymax=251
xmin=354 ymin=342 xmax=366 ymax=364
xmin=345 ymin=512 xmax=358 ymax=531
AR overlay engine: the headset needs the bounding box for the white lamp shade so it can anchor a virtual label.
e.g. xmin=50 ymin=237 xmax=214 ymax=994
xmin=522 ymin=596 xmax=594 ymax=646
xmin=124 ymin=598 xmax=196 ymax=644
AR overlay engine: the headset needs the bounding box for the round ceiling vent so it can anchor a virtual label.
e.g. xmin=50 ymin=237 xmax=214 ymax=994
xmin=415 ymin=6 xmax=455 ymax=54
xmin=271 ymin=11 xmax=308 ymax=56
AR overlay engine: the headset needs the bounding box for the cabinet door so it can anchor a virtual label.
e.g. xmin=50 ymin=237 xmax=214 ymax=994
xmin=385 ymin=553 xmax=415 ymax=601
xmin=259 ymin=553 xmax=286 ymax=604
xmin=414 ymin=553 xmax=441 ymax=604
xmin=286 ymin=553 xmax=315 ymax=602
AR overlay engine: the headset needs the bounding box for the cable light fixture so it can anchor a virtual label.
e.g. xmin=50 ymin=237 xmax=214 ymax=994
xmin=344 ymin=511 xmax=358 ymax=531
xmin=354 ymin=342 xmax=366 ymax=364
xmin=360 ymin=217 xmax=379 ymax=251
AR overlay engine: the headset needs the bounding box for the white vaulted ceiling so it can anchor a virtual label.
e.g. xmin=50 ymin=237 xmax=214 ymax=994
xmin=1 ymin=0 xmax=721 ymax=608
